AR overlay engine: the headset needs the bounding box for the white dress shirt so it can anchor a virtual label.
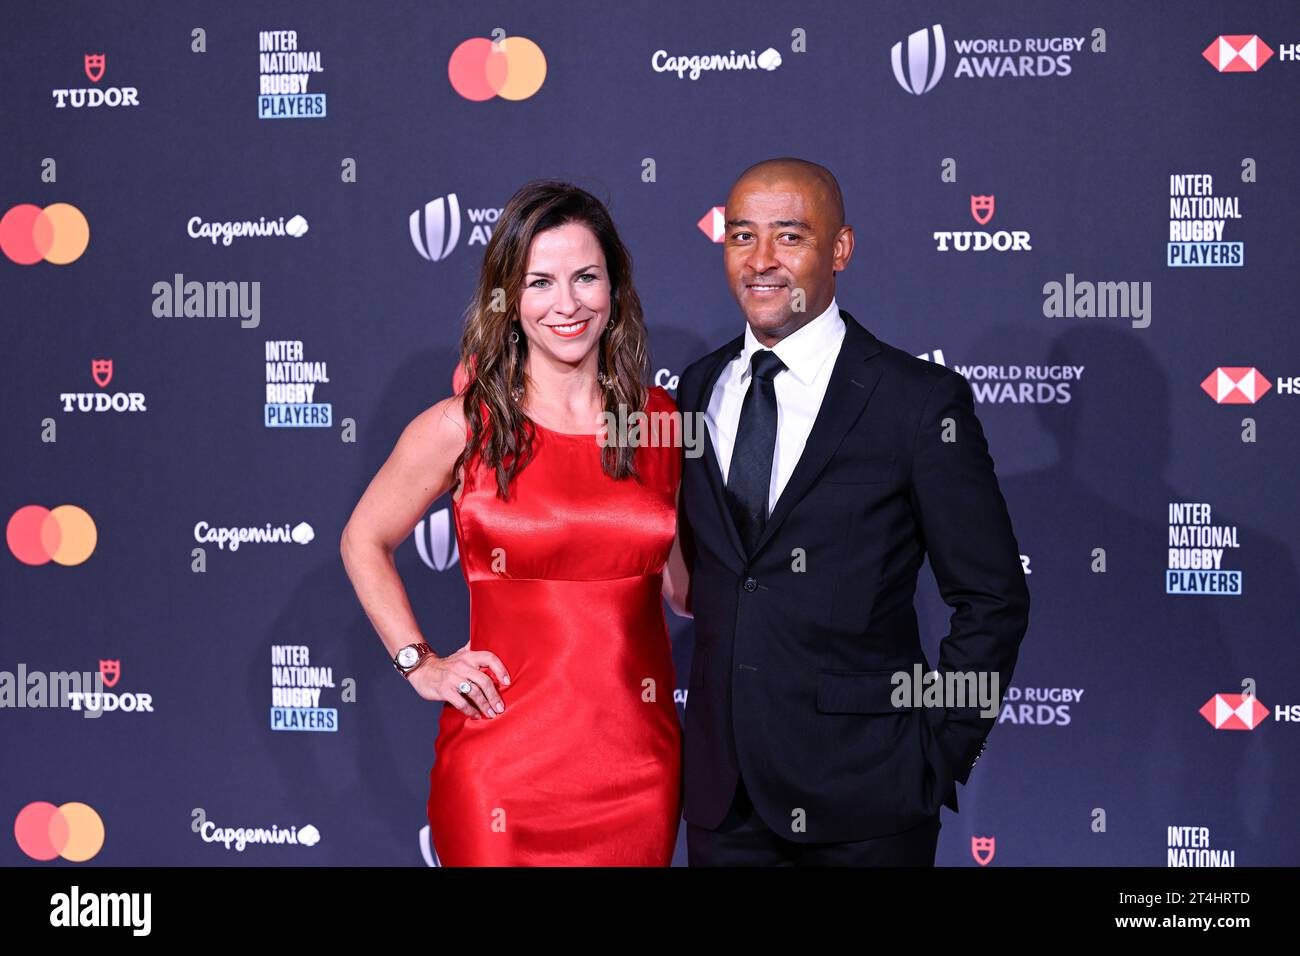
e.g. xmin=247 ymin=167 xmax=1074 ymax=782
xmin=706 ymin=298 xmax=846 ymax=514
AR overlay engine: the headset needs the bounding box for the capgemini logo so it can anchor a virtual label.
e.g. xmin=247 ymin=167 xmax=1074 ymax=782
xmin=892 ymin=24 xmax=946 ymax=95
xmin=410 ymin=194 xmax=461 ymax=262
xmin=414 ymin=508 xmax=459 ymax=571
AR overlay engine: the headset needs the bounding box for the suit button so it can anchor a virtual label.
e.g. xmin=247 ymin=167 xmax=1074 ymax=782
xmin=743 ymin=577 xmax=758 ymax=592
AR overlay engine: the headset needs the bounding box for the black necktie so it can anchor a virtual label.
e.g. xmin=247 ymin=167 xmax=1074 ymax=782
xmin=725 ymin=349 xmax=787 ymax=555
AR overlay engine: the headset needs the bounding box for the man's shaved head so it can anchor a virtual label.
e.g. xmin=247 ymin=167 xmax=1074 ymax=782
xmin=731 ymin=157 xmax=845 ymax=232
xmin=722 ymin=157 xmax=854 ymax=346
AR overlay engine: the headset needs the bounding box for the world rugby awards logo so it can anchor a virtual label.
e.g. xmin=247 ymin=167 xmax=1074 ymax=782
xmin=410 ymin=195 xmax=461 ymax=262
xmin=892 ymin=22 xmax=1091 ymax=93
xmin=410 ymin=194 xmax=502 ymax=262
xmin=892 ymin=24 xmax=946 ymax=94
xmin=414 ymin=509 xmax=459 ymax=571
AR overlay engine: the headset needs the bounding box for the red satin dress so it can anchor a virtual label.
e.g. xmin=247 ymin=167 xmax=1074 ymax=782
xmin=427 ymin=385 xmax=683 ymax=866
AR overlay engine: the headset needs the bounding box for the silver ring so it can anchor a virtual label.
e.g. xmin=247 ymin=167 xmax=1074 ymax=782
xmin=457 ymin=681 xmax=473 ymax=696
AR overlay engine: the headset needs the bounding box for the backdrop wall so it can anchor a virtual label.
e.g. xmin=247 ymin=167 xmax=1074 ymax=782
xmin=3 ymin=0 xmax=1298 ymax=866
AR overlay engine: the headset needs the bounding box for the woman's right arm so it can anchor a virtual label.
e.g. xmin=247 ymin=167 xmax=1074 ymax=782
xmin=339 ymin=396 xmax=509 ymax=719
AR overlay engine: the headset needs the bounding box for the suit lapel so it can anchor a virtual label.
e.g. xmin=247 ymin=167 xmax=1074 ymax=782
xmin=749 ymin=310 xmax=883 ymax=558
xmin=688 ymin=333 xmax=747 ymax=565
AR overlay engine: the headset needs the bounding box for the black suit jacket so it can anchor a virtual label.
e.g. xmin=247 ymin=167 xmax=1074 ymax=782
xmin=677 ymin=308 xmax=1030 ymax=843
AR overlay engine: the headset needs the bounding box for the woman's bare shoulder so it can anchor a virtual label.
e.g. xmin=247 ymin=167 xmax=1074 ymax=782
xmin=398 ymin=395 xmax=468 ymax=461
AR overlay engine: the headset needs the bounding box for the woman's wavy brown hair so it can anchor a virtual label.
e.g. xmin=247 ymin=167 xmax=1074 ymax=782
xmin=453 ymin=180 xmax=649 ymax=500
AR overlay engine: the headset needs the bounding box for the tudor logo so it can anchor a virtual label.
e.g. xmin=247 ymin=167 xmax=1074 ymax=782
xmin=92 ymin=359 xmax=113 ymax=388
xmin=99 ymin=659 xmax=120 ymax=689
xmin=970 ymin=195 xmax=995 ymax=226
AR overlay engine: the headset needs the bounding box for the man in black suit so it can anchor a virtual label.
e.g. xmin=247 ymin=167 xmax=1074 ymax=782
xmin=677 ymin=158 xmax=1030 ymax=865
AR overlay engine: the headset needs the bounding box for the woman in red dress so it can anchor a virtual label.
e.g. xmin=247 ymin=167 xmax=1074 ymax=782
xmin=341 ymin=181 xmax=690 ymax=865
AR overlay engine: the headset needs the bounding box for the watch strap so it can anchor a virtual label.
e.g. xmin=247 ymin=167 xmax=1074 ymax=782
xmin=393 ymin=641 xmax=434 ymax=677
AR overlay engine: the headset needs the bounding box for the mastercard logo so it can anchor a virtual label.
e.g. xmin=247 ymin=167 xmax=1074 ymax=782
xmin=448 ymin=35 xmax=546 ymax=101
xmin=15 ymin=801 xmax=105 ymax=862
xmin=7 ymin=504 xmax=97 ymax=566
xmin=0 ymin=203 xmax=90 ymax=265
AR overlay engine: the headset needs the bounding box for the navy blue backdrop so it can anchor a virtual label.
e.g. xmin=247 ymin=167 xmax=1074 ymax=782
xmin=3 ymin=0 xmax=1298 ymax=866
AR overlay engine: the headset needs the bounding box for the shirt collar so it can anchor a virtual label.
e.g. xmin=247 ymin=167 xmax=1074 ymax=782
xmin=737 ymin=297 xmax=844 ymax=387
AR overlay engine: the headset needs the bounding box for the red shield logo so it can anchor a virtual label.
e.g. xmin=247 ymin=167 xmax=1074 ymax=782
xmin=98 ymin=659 xmax=120 ymax=689
xmin=92 ymin=358 xmax=113 ymax=389
xmin=971 ymin=835 xmax=996 ymax=866
xmin=84 ymin=54 xmax=106 ymax=83
xmin=970 ymin=195 xmax=995 ymax=226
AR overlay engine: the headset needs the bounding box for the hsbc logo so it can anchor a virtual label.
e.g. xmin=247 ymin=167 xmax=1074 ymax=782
xmin=1199 ymin=690 xmax=1300 ymax=730
xmin=1199 ymin=693 xmax=1268 ymax=730
xmin=1201 ymin=367 xmax=1300 ymax=403
xmin=413 ymin=508 xmax=459 ymax=571
xmin=1201 ymin=367 xmax=1270 ymax=403
xmin=410 ymin=194 xmax=501 ymax=262
xmin=1202 ymin=35 xmax=1274 ymax=72
xmin=697 ymin=206 xmax=725 ymax=242
xmin=1202 ymin=35 xmax=1300 ymax=71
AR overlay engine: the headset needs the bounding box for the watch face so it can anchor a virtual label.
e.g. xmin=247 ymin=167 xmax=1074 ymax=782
xmin=397 ymin=647 xmax=418 ymax=668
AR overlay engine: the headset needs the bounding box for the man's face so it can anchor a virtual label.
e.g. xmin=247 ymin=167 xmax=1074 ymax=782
xmin=723 ymin=176 xmax=852 ymax=345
